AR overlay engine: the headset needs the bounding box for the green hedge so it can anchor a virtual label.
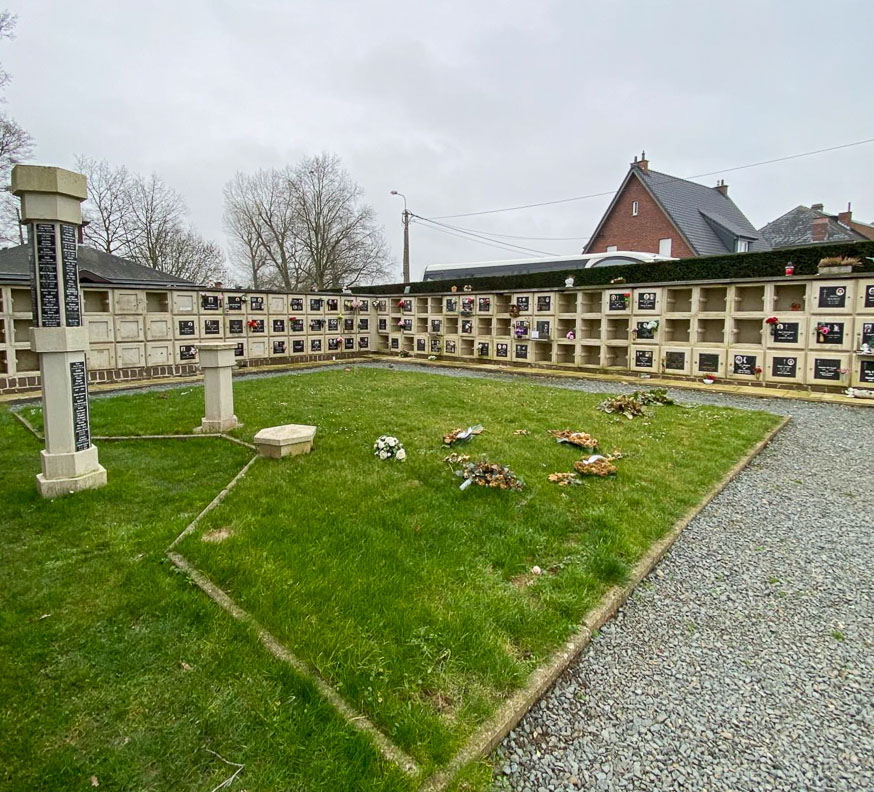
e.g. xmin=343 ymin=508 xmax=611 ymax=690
xmin=359 ymin=240 xmax=874 ymax=294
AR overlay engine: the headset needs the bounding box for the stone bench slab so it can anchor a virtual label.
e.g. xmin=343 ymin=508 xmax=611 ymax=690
xmin=254 ymin=424 xmax=317 ymax=458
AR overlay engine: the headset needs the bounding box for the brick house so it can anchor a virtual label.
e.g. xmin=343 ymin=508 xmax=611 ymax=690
xmin=584 ymin=153 xmax=768 ymax=258
xmin=759 ymin=202 xmax=874 ymax=248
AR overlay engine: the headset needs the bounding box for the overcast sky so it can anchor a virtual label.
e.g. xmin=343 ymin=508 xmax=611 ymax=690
xmin=4 ymin=0 xmax=874 ymax=281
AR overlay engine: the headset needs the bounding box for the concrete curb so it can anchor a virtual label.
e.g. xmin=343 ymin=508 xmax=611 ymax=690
xmin=420 ymin=414 xmax=790 ymax=791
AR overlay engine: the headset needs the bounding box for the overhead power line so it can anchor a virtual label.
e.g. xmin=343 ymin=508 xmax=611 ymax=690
xmin=412 ymin=214 xmax=557 ymax=256
xmin=413 ymin=216 xmax=559 ymax=257
xmin=429 ymin=136 xmax=874 ymax=220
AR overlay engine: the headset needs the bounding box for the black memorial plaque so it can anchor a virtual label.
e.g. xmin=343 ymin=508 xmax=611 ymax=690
xmin=390 ymin=337 xmax=398 ymax=349
xmin=272 ymin=319 xmax=286 ymax=333
xmin=535 ymin=320 xmax=550 ymax=337
xmin=430 ymin=319 xmax=440 ymax=333
xmin=478 ymin=297 xmax=491 ymax=312
xmin=234 ymin=342 xmax=244 ymax=357
xmin=328 ymin=338 xmax=340 ymax=351
xmin=536 ymin=295 xmax=551 ymax=312
xmin=733 ymin=354 xmax=757 ymax=376
xmin=291 ymin=319 xmax=304 ymax=332
xmin=272 ymin=340 xmax=286 ymax=354
xmin=445 ymin=297 xmax=457 ymax=312
xmin=229 ymin=319 xmax=244 ymax=334
xmin=635 ymin=321 xmax=654 ymax=340
xmin=402 ymin=299 xmax=413 ymax=312
xmin=698 ymin=353 xmax=720 ymax=373
xmin=865 ymin=285 xmax=874 ymax=309
xmin=446 ymin=340 xmax=457 ymax=353
xmin=178 ymin=320 xmax=195 ymax=335
xmin=69 ymin=360 xmax=90 ymax=451
xmin=327 ymin=298 xmax=338 ymax=311
xmin=360 ymin=299 xmax=369 ymax=312
xmin=250 ymin=319 xmax=265 ymax=333
xmin=772 ymin=356 xmax=798 ymax=378
xmin=772 ymin=322 xmax=799 ymax=344
xmin=608 ymin=293 xmax=627 ymax=311
xmin=35 ymin=223 xmax=61 ymax=327
xmin=516 ymin=296 xmax=530 ymax=311
xmin=817 ymin=285 xmax=846 ymax=309
xmin=249 ymin=296 xmax=264 ymax=311
xmin=515 ymin=343 xmax=528 ymax=359
xmin=496 ymin=343 xmax=508 ymax=358
xmin=311 ymin=338 xmax=322 ymax=352
xmin=403 ymin=319 xmax=412 ymax=331
xmin=293 ymin=339 xmax=305 ymax=353
xmin=310 ymin=318 xmax=324 ymax=331
xmin=290 ymin=298 xmax=304 ymax=311
xmin=416 ymin=338 xmax=426 ymax=351
xmin=343 ymin=318 xmax=354 ymax=331
xmin=813 ymin=357 xmax=841 ymax=381
xmin=635 ymin=349 xmax=654 ymax=368
xmin=378 ymin=318 xmax=387 ymax=331
xmin=461 ymin=320 xmax=473 ymax=334
xmin=179 ymin=344 xmax=197 ymax=360
xmin=60 ymin=224 xmax=81 ymax=327
xmin=637 ymin=291 xmax=657 ymax=311
xmin=201 ymin=294 xmax=220 ymax=310
xmin=359 ymin=337 xmax=369 ymax=349
xmin=859 ymin=360 xmax=874 ymax=384
xmin=344 ymin=337 xmax=354 ymax=350
xmin=665 ymin=351 xmax=686 ymax=370
xmin=816 ymin=322 xmax=844 ymax=344
xmin=477 ymin=342 xmax=488 ymax=356
xmin=328 ymin=318 xmax=339 ymax=332
xmin=860 ymin=322 xmax=874 ymax=346
xmin=310 ymin=298 xmax=323 ymax=311
xmin=227 ymin=295 xmax=243 ymax=311
xmin=204 ymin=319 xmax=220 ymax=335
xmin=430 ymin=339 xmax=441 ymax=352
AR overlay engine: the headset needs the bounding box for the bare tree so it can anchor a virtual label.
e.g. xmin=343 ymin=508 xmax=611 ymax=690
xmin=291 ymin=153 xmax=391 ymax=289
xmin=75 ymin=155 xmax=134 ymax=254
xmin=0 ymin=12 xmax=34 ymax=245
xmin=159 ymin=227 xmax=226 ymax=284
xmin=222 ymin=154 xmax=391 ymax=290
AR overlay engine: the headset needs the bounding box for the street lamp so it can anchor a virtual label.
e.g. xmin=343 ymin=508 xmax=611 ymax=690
xmin=390 ymin=190 xmax=410 ymax=284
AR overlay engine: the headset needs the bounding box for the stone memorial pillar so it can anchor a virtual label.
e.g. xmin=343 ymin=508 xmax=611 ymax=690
xmin=11 ymin=165 xmax=107 ymax=497
xmin=197 ymin=341 xmax=239 ymax=432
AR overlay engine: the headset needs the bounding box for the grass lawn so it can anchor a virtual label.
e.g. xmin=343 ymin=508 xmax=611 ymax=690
xmin=2 ymin=367 xmax=781 ymax=790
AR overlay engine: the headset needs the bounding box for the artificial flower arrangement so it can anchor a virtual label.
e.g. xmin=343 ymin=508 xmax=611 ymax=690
xmin=508 ymin=304 xmax=521 ymax=318
xmin=754 ymin=365 xmax=763 ymax=378
xmin=816 ymin=322 xmax=834 ymax=343
xmin=548 ymin=429 xmax=599 ymax=452
xmin=765 ymin=316 xmax=779 ymax=335
xmin=373 ymin=435 xmax=406 ymax=461
xmin=566 ymin=330 xmax=576 ymax=340
xmin=444 ymin=453 xmax=524 ymax=491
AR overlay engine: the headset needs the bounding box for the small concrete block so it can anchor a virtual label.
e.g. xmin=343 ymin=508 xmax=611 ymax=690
xmin=254 ymin=424 xmax=317 ymax=458
xmin=36 ymin=465 xmax=107 ymax=498
xmin=199 ymin=415 xmax=240 ymax=433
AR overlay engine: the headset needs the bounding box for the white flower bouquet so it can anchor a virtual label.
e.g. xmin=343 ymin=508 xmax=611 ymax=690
xmin=373 ymin=435 xmax=407 ymax=462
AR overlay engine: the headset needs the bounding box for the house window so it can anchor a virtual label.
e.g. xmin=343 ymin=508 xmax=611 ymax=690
xmin=658 ymin=238 xmax=672 ymax=256
xmin=736 ymin=238 xmax=749 ymax=253
xmin=606 ymin=245 xmax=618 ymax=252
xmin=632 ymin=200 xmax=639 ymax=217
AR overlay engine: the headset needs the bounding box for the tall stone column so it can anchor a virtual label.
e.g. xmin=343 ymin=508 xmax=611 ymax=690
xmin=12 ymin=165 xmax=107 ymax=497
xmin=197 ymin=341 xmax=240 ymax=432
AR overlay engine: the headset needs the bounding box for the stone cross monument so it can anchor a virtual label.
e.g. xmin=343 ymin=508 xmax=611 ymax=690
xmin=12 ymin=165 xmax=107 ymax=497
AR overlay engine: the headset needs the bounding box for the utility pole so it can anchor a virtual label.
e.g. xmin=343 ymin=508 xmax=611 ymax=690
xmin=391 ymin=190 xmax=410 ymax=283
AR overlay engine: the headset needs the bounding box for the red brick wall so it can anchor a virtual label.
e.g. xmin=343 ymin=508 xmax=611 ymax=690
xmin=586 ymin=173 xmax=695 ymax=258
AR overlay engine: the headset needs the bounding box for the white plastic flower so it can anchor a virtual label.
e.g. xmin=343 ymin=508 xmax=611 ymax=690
xmin=396 ymin=448 xmax=407 ymax=461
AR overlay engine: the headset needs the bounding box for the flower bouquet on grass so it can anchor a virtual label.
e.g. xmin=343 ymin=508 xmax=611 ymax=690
xmin=548 ymin=429 xmax=599 ymax=452
xmin=444 ymin=453 xmax=523 ymax=490
xmin=373 ymin=435 xmax=406 ymax=461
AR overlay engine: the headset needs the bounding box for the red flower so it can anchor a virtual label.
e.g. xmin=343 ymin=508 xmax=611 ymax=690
xmin=623 ymin=292 xmax=631 ymax=298
xmin=765 ymin=316 xmax=778 ymax=325
xmin=397 ymin=299 xmax=405 ymax=307
xmin=754 ymin=366 xmax=763 ymax=374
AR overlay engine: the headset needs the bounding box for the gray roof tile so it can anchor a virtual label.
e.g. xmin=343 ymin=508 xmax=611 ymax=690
xmin=758 ymin=205 xmax=867 ymax=249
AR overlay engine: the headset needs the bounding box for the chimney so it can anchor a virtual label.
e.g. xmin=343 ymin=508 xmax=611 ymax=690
xmin=812 ymin=215 xmax=829 ymax=242
xmin=838 ymin=202 xmax=852 ymax=227
xmin=811 ymin=203 xmax=824 ymax=212
xmin=638 ymin=150 xmax=648 ymax=172
xmin=714 ymin=179 xmax=729 ymax=197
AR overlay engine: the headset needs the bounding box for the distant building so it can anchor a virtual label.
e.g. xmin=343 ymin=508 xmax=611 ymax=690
xmin=584 ymin=153 xmax=768 ymax=258
xmin=422 ymin=250 xmax=671 ymax=282
xmin=0 ymin=244 xmax=197 ymax=288
xmin=759 ymin=203 xmax=874 ymax=249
